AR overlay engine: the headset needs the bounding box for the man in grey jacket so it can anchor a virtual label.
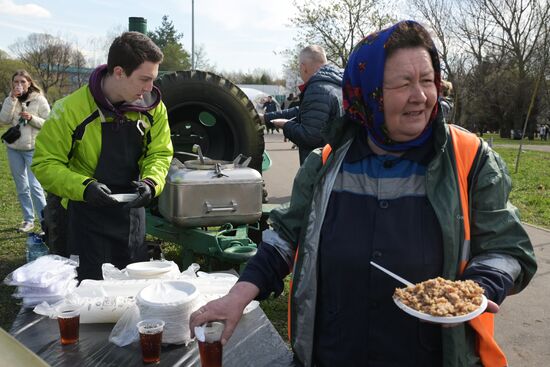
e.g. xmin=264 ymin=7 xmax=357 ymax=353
xmin=266 ymin=45 xmax=343 ymax=164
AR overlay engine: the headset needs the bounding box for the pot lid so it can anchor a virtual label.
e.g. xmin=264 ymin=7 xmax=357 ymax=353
xmin=183 ymin=159 xmax=233 ymax=170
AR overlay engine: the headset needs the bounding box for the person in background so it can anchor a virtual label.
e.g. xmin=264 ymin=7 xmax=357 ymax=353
xmin=263 ymin=95 xmax=279 ymax=133
xmin=282 ymin=93 xmax=298 ymax=110
xmin=32 ymin=32 xmax=173 ymax=280
xmin=440 ymin=79 xmax=454 ymax=122
xmin=190 ymin=21 xmax=536 ymax=366
xmin=287 ymin=93 xmax=300 ymax=109
xmin=264 ymin=45 xmax=343 ymax=164
xmin=0 ymin=70 xmax=50 ymax=233
xmin=539 ymin=124 xmax=547 ymax=141
xmin=281 ymin=93 xmax=300 ymax=143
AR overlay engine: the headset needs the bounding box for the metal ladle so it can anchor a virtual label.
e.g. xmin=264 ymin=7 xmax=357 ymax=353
xmin=192 ymin=144 xmax=205 ymax=165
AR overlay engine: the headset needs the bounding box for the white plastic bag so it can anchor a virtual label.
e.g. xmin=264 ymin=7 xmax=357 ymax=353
xmin=14 ymin=278 xmax=78 ymax=298
xmin=4 ymin=255 xmax=78 ymax=287
xmin=108 ymin=304 xmax=141 ymax=346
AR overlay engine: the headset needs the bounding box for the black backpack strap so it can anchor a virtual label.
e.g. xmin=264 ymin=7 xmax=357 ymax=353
xmin=68 ymin=110 xmax=99 ymax=160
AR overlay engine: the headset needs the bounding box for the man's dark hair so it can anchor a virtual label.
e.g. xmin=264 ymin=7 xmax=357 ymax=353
xmin=385 ymin=22 xmax=435 ymax=61
xmin=107 ymin=31 xmax=163 ymax=76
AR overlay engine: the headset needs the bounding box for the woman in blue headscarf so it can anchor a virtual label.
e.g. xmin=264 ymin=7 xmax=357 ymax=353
xmin=190 ymin=21 xmax=536 ymax=366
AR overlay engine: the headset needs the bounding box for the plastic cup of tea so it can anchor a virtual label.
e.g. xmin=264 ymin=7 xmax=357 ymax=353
xmin=14 ymin=84 xmax=23 ymax=95
xmin=195 ymin=321 xmax=224 ymax=367
xmin=137 ymin=319 xmax=165 ymax=364
xmin=56 ymin=305 xmax=80 ymax=345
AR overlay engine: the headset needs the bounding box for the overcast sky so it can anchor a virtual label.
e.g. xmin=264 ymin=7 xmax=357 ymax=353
xmin=0 ymin=0 xmax=300 ymax=77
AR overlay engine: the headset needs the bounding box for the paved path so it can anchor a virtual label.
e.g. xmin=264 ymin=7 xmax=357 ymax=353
xmin=263 ymin=131 xmax=550 ymax=366
xmin=496 ymin=224 xmax=550 ymax=366
xmin=492 ymin=143 xmax=550 ymax=153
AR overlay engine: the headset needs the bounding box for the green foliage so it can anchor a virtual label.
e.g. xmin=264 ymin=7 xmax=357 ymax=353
xmin=159 ymin=43 xmax=191 ymax=71
xmin=221 ymin=69 xmax=281 ymax=85
xmin=148 ymin=15 xmax=183 ymax=49
xmin=148 ymin=15 xmax=191 ymax=72
xmin=10 ymin=33 xmax=75 ymax=98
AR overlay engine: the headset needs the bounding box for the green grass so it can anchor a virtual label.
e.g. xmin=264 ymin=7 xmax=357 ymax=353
xmin=1 ymin=125 xmax=548 ymax=343
xmin=0 ymin=127 xmax=28 ymax=331
xmin=493 ymin=147 xmax=550 ymax=227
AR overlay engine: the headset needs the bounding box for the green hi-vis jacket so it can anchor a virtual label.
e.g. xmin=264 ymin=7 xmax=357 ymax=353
xmin=31 ymin=85 xmax=173 ymax=202
xmin=270 ymin=116 xmax=537 ymax=367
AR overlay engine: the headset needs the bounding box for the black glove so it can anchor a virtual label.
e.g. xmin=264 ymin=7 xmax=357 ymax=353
xmin=84 ymin=181 xmax=117 ymax=207
xmin=124 ymin=180 xmax=155 ymax=208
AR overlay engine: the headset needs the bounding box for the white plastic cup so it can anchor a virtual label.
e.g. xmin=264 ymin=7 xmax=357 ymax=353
xmin=137 ymin=319 xmax=165 ymax=364
xmin=56 ymin=305 xmax=81 ymax=345
xmin=195 ymin=321 xmax=224 ymax=367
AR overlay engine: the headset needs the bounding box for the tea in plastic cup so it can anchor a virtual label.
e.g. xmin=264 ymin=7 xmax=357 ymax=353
xmin=137 ymin=319 xmax=165 ymax=364
xmin=195 ymin=321 xmax=224 ymax=367
xmin=56 ymin=305 xmax=80 ymax=345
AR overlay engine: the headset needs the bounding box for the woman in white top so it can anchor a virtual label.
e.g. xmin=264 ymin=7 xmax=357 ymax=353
xmin=0 ymin=70 xmax=50 ymax=233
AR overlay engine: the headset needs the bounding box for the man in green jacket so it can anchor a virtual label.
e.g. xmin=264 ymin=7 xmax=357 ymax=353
xmin=32 ymin=32 xmax=173 ymax=280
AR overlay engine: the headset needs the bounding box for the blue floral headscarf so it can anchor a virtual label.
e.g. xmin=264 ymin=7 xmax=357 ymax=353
xmin=343 ymin=20 xmax=441 ymax=151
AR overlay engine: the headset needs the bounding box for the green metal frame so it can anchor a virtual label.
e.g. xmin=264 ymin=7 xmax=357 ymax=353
xmin=146 ymin=210 xmax=259 ymax=272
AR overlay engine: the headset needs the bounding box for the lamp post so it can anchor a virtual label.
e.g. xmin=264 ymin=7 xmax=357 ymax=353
xmin=191 ymin=0 xmax=195 ymax=70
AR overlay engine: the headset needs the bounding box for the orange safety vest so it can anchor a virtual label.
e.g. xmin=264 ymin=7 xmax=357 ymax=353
xmin=288 ymin=125 xmax=507 ymax=366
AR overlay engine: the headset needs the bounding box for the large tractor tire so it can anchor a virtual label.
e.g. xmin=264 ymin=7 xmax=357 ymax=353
xmin=155 ymin=70 xmax=265 ymax=174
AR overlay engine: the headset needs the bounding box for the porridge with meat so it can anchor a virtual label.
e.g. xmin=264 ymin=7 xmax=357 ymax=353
xmin=394 ymin=277 xmax=484 ymax=317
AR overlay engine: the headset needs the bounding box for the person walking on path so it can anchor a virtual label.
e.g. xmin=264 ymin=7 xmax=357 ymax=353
xmin=263 ymin=95 xmax=279 ymax=133
xmin=0 ymin=70 xmax=50 ymax=233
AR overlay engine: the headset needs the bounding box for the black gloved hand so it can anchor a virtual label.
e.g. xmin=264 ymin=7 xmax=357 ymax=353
xmin=124 ymin=179 xmax=155 ymax=208
xmin=84 ymin=181 xmax=117 ymax=207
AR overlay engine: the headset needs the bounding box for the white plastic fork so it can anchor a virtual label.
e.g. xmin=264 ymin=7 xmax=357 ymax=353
xmin=370 ymin=261 xmax=414 ymax=287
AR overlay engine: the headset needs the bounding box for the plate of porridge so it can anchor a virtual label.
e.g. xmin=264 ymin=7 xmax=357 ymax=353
xmin=393 ymin=277 xmax=487 ymax=323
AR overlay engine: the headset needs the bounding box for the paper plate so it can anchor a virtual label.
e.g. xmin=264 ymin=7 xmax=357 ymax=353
xmin=110 ymin=193 xmax=139 ymax=202
xmin=126 ymin=261 xmax=175 ymax=277
xmin=393 ymin=294 xmax=488 ymax=324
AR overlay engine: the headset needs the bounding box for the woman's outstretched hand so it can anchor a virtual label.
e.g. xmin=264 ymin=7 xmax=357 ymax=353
xmin=189 ymin=281 xmax=260 ymax=345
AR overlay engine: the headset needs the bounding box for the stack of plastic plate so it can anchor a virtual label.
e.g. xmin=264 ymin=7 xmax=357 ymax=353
xmin=137 ymin=281 xmax=199 ymax=344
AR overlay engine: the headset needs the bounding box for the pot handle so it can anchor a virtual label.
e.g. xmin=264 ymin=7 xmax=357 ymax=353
xmin=204 ymin=200 xmax=238 ymax=213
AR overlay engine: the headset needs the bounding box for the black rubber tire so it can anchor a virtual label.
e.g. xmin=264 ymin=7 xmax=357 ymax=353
xmin=155 ymin=70 xmax=265 ymax=174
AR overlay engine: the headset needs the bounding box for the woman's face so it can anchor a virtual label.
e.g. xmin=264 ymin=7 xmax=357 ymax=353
xmin=13 ymin=75 xmax=30 ymax=94
xmin=382 ymin=47 xmax=437 ymax=142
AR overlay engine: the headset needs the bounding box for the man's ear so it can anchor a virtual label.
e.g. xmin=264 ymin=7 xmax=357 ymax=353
xmin=113 ymin=66 xmax=126 ymax=79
